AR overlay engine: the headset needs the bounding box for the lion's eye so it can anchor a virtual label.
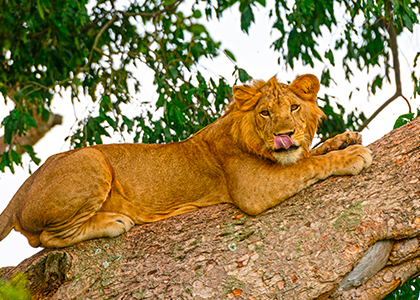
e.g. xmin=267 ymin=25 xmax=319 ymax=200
xmin=260 ymin=110 xmax=270 ymax=117
xmin=291 ymin=104 xmax=300 ymax=111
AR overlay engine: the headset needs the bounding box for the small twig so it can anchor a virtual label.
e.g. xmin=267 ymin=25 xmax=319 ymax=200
xmin=84 ymin=14 xmax=118 ymax=72
xmin=118 ymin=0 xmax=183 ymax=19
xmin=357 ymin=92 xmax=399 ymax=132
xmin=401 ymin=95 xmax=412 ymax=114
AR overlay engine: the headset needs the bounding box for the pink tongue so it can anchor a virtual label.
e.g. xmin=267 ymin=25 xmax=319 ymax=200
xmin=274 ymin=135 xmax=294 ymax=150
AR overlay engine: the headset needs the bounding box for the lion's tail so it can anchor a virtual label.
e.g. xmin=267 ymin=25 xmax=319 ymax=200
xmin=0 ymin=197 xmax=17 ymax=242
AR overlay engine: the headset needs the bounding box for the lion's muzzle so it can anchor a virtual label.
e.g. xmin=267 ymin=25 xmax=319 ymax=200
xmin=274 ymin=134 xmax=297 ymax=152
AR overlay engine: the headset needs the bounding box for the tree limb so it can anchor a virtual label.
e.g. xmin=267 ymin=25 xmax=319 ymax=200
xmin=1 ymin=116 xmax=420 ymax=300
xmin=357 ymin=1 xmax=412 ymax=132
xmin=0 ymin=113 xmax=62 ymax=156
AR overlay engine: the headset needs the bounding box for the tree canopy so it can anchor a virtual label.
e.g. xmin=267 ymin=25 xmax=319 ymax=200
xmin=0 ymin=0 xmax=419 ymax=173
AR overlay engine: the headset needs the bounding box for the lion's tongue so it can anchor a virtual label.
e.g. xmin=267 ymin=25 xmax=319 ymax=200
xmin=274 ymin=135 xmax=294 ymax=150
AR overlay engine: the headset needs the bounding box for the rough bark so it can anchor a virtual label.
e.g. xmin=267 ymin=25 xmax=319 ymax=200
xmin=0 ymin=113 xmax=63 ymax=156
xmin=1 ymin=117 xmax=420 ymax=300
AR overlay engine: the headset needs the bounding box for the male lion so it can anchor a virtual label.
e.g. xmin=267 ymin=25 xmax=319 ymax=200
xmin=0 ymin=74 xmax=372 ymax=248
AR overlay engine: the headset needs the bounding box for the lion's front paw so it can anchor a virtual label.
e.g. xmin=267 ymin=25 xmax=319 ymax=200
xmin=333 ymin=145 xmax=372 ymax=176
xmin=336 ymin=131 xmax=362 ymax=150
xmin=311 ymin=131 xmax=362 ymax=156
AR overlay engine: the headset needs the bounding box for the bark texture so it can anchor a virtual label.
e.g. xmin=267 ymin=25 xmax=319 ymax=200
xmin=1 ymin=117 xmax=420 ymax=300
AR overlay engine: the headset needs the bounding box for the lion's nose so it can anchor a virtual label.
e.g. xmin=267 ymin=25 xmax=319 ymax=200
xmin=274 ymin=131 xmax=294 ymax=137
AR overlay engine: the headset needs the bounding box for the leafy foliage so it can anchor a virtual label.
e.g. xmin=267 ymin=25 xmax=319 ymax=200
xmin=271 ymin=0 xmax=419 ymax=78
xmin=317 ymin=95 xmax=366 ymax=143
xmin=0 ymin=0 xmax=419 ymax=173
xmin=0 ymin=0 xmax=235 ymax=172
xmin=393 ymin=109 xmax=420 ymax=129
xmin=413 ymin=52 xmax=420 ymax=99
xmin=0 ymin=272 xmax=31 ymax=300
xmin=384 ymin=275 xmax=420 ymax=300
xmin=270 ymin=0 xmax=419 ymax=140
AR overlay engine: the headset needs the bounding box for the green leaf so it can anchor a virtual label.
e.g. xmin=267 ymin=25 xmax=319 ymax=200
xmin=238 ymin=68 xmax=252 ymax=83
xmin=324 ymin=49 xmax=335 ymax=66
xmin=255 ymin=0 xmax=266 ymax=5
xmin=102 ymin=95 xmax=111 ymax=104
xmin=393 ymin=113 xmax=414 ymax=129
xmin=23 ymin=114 xmax=38 ymax=130
xmin=36 ymin=0 xmax=45 ymax=20
xmin=41 ymin=109 xmax=50 ymax=123
xmin=412 ymin=72 xmax=420 ymax=98
xmin=22 ymin=145 xmax=41 ymax=165
xmin=122 ymin=116 xmax=134 ymax=132
xmin=189 ymin=24 xmax=206 ymax=36
xmin=0 ymin=272 xmax=31 ymax=299
xmin=94 ymin=132 xmax=103 ymax=144
xmin=241 ymin=6 xmax=255 ymax=33
xmin=192 ymin=10 xmax=202 ymax=19
xmin=371 ymin=75 xmax=383 ymax=94
xmin=223 ymin=49 xmax=236 ymax=62
xmin=402 ymin=13 xmax=413 ymax=31
xmin=163 ymin=0 xmax=178 ymax=5
xmin=321 ymin=69 xmax=332 ymax=87
xmin=414 ymin=52 xmax=420 ymax=68
xmin=0 ymin=153 xmax=12 ymax=173
xmin=10 ymin=150 xmax=21 ymax=165
xmin=168 ymin=66 xmax=178 ymax=79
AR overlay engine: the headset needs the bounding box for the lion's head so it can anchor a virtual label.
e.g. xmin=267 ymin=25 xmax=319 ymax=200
xmin=227 ymin=74 xmax=325 ymax=165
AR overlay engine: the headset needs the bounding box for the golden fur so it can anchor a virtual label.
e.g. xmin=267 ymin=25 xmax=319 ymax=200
xmin=229 ymin=75 xmax=325 ymax=164
xmin=0 ymin=74 xmax=372 ymax=248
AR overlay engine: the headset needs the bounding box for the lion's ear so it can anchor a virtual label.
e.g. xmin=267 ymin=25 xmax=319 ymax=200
xmin=232 ymin=85 xmax=260 ymax=111
xmin=289 ymin=74 xmax=320 ymax=102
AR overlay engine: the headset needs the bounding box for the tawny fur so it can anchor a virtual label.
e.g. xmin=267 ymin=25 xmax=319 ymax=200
xmin=0 ymin=74 xmax=372 ymax=248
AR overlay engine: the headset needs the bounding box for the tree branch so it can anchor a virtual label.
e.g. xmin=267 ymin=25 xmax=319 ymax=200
xmin=2 ymin=117 xmax=420 ymax=299
xmin=357 ymin=1 xmax=412 ymax=132
xmin=0 ymin=113 xmax=62 ymax=156
xmin=117 ymin=0 xmax=183 ymax=19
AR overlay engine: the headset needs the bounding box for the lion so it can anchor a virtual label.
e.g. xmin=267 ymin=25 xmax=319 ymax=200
xmin=0 ymin=74 xmax=372 ymax=248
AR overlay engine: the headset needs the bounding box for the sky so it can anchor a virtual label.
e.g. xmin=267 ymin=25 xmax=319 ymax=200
xmin=0 ymin=2 xmax=419 ymax=268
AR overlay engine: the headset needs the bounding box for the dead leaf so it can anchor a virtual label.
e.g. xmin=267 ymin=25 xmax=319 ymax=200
xmin=232 ymin=289 xmax=243 ymax=296
xmin=233 ymin=213 xmax=245 ymax=220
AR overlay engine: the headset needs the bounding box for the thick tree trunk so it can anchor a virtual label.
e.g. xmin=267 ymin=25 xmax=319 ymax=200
xmin=1 ymin=117 xmax=419 ymax=300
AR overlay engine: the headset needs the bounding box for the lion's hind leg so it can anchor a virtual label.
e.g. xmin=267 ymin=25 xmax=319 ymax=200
xmin=40 ymin=212 xmax=134 ymax=248
xmin=29 ymin=147 xmax=135 ymax=248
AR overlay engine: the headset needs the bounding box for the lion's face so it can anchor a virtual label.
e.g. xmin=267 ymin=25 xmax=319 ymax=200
xmin=254 ymin=83 xmax=310 ymax=164
xmin=230 ymin=74 xmax=325 ymax=165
